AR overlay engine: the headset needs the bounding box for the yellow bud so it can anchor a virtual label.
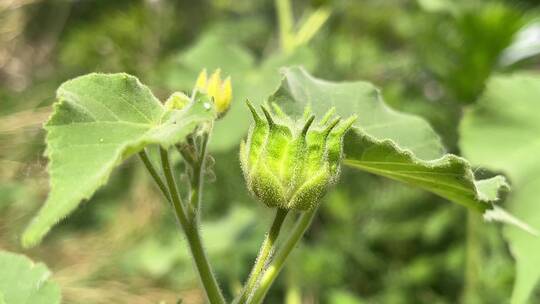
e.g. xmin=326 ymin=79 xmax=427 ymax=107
xmin=217 ymin=76 xmax=232 ymax=114
xmin=193 ymin=68 xmax=232 ymax=118
xmin=207 ymin=69 xmax=221 ymax=98
xmin=195 ymin=69 xmax=208 ymax=92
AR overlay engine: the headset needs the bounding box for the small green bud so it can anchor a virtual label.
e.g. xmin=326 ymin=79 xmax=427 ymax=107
xmin=165 ymin=92 xmax=191 ymax=111
xmin=240 ymin=101 xmax=356 ymax=211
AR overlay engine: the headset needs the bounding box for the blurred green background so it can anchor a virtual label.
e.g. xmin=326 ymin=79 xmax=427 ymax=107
xmin=1 ymin=0 xmax=540 ymax=303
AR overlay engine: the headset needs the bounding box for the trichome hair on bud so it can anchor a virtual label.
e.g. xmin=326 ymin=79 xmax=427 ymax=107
xmin=240 ymin=101 xmax=356 ymax=211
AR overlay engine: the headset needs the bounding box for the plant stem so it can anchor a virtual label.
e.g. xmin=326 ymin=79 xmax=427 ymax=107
xmin=238 ymin=208 xmax=289 ymax=303
xmin=159 ymin=147 xmax=226 ymax=304
xmin=463 ymin=210 xmax=481 ymax=303
xmin=138 ymin=150 xmax=171 ymax=202
xmin=294 ymin=7 xmax=331 ymax=47
xmin=190 ymin=131 xmax=210 ymax=214
xmin=248 ymin=206 xmax=319 ymax=304
xmin=160 ymin=147 xmax=190 ymax=227
xmin=275 ymin=0 xmax=294 ymax=53
xmin=285 ymin=270 xmax=301 ymax=304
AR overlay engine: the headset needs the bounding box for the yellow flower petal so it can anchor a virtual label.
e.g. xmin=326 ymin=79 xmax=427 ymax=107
xmin=195 ymin=69 xmax=208 ymax=92
xmin=217 ymin=76 xmax=232 ymax=113
xmin=192 ymin=68 xmax=232 ymax=118
xmin=207 ymin=69 xmax=221 ymax=99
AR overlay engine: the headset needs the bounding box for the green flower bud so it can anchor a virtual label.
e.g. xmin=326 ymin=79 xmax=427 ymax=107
xmin=165 ymin=92 xmax=191 ymax=111
xmin=240 ymin=101 xmax=356 ymax=211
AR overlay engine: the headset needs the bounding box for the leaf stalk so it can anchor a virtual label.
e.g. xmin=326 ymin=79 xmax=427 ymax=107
xmin=248 ymin=206 xmax=319 ymax=303
xmin=140 ymin=146 xmax=225 ymax=304
xmin=237 ymin=208 xmax=289 ymax=303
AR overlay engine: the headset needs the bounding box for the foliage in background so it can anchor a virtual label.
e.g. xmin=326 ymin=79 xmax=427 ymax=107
xmin=1 ymin=0 xmax=540 ymax=303
xmin=460 ymin=74 xmax=540 ymax=304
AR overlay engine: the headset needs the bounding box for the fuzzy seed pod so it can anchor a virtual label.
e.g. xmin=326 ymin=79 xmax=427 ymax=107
xmin=240 ymin=101 xmax=356 ymax=211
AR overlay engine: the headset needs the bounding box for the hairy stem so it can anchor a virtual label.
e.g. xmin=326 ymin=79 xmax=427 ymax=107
xmin=138 ymin=150 xmax=171 ymax=202
xmin=249 ymin=206 xmax=319 ymax=304
xmin=190 ymin=131 xmax=210 ymax=214
xmin=159 ymin=147 xmax=190 ymax=228
xmin=238 ymin=208 xmax=289 ymax=303
xmin=159 ymin=147 xmax=225 ymax=304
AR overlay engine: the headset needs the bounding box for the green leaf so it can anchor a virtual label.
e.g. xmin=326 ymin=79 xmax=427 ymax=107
xmin=0 ymin=250 xmax=61 ymax=304
xmin=157 ymin=33 xmax=316 ymax=151
xmin=460 ymin=73 xmax=540 ymax=304
xmin=270 ymin=66 xmax=508 ymax=213
xmin=22 ymin=73 xmax=215 ymax=247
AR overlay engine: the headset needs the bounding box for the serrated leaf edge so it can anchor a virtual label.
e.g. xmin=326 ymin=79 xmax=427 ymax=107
xmin=22 ymin=74 xmax=213 ymax=247
xmin=344 ymin=129 xmax=506 ymax=211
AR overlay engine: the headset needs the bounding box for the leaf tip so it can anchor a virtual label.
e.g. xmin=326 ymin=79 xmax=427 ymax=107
xmin=484 ymin=206 xmax=539 ymax=236
xmin=21 ymin=226 xmax=43 ymax=249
